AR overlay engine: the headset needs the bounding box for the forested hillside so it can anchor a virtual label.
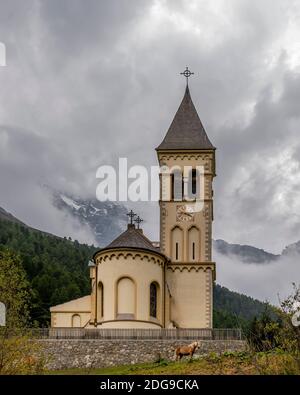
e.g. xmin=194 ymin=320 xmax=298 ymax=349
xmin=0 ymin=218 xmax=268 ymax=327
xmin=213 ymin=284 xmax=269 ymax=328
xmin=0 ymin=219 xmax=96 ymax=325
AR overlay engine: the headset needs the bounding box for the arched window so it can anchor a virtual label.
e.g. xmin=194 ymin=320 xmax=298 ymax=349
xmin=150 ymin=282 xmax=158 ymax=318
xmin=97 ymin=282 xmax=104 ymax=319
xmin=188 ymin=226 xmax=200 ymax=261
xmin=171 ymin=226 xmax=183 ymax=261
xmin=117 ymin=277 xmax=135 ymax=319
xmin=187 ymin=169 xmax=200 ymax=200
xmin=171 ymin=169 xmax=184 ymax=201
xmin=72 ymin=314 xmax=81 ymax=327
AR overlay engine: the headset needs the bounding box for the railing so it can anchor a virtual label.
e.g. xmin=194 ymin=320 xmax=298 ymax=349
xmin=13 ymin=328 xmax=242 ymax=340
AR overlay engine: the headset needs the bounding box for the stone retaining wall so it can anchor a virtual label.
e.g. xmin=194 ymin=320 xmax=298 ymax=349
xmin=40 ymin=339 xmax=247 ymax=370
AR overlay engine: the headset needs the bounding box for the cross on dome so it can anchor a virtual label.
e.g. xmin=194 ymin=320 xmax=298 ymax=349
xmin=134 ymin=216 xmax=143 ymax=229
xmin=126 ymin=210 xmax=136 ymax=225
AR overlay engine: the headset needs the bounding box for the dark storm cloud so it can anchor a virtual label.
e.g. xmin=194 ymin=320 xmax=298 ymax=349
xmin=214 ymin=68 xmax=300 ymax=251
xmin=0 ymin=0 xmax=300 ymax=254
xmin=0 ymin=124 xmax=96 ymax=242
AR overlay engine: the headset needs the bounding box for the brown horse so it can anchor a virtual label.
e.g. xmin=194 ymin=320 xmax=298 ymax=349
xmin=175 ymin=341 xmax=199 ymax=361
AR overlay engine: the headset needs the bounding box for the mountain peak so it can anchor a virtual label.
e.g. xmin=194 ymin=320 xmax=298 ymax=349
xmin=48 ymin=188 xmax=128 ymax=247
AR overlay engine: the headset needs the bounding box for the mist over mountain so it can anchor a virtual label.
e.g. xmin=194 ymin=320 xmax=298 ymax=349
xmin=45 ymin=193 xmax=295 ymax=262
xmin=49 ymin=189 xmax=128 ymax=247
xmin=213 ymin=239 xmax=280 ymax=263
xmin=282 ymin=240 xmax=300 ymax=257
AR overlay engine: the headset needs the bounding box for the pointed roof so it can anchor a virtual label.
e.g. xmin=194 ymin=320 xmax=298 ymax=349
xmin=156 ymin=86 xmax=215 ymax=151
xmin=97 ymin=224 xmax=164 ymax=256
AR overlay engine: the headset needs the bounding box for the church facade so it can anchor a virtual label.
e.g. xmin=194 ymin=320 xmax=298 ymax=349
xmin=50 ymin=84 xmax=216 ymax=329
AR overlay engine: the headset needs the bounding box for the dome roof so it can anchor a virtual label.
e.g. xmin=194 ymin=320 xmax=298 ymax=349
xmin=95 ymin=224 xmax=164 ymax=257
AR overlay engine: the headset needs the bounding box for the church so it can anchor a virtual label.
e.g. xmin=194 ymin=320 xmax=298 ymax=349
xmin=50 ymin=77 xmax=216 ymax=329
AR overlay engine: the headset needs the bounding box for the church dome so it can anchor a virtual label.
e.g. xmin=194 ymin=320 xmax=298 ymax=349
xmin=93 ymin=224 xmax=164 ymax=257
xmin=91 ymin=223 xmax=167 ymax=328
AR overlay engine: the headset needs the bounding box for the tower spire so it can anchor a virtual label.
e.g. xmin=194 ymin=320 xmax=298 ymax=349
xmin=156 ymin=80 xmax=215 ymax=151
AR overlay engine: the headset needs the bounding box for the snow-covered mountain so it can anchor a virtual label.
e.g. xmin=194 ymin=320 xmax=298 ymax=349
xmin=50 ymin=190 xmax=128 ymax=247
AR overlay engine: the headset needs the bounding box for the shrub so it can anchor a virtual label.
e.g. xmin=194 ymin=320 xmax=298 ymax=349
xmin=0 ymin=333 xmax=48 ymax=375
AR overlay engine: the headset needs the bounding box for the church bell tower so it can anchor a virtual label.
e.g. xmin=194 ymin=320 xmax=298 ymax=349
xmin=157 ymin=74 xmax=216 ymax=328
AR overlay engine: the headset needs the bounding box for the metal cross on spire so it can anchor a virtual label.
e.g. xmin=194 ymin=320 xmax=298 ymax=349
xmin=134 ymin=216 xmax=144 ymax=229
xmin=127 ymin=210 xmax=136 ymax=225
xmin=180 ymin=66 xmax=194 ymax=86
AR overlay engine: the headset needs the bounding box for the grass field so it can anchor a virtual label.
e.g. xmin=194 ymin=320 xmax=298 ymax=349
xmin=47 ymin=351 xmax=300 ymax=375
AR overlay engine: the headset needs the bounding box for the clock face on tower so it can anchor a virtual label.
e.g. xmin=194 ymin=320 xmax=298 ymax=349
xmin=176 ymin=205 xmax=195 ymax=222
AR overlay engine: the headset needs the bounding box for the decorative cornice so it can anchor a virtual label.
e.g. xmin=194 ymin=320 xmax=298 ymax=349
xmin=158 ymin=153 xmax=214 ymax=162
xmin=95 ymin=249 xmax=165 ymax=267
xmin=167 ymin=261 xmax=215 ymax=266
xmin=158 ymin=198 xmax=213 ymax=204
xmin=51 ymin=310 xmax=91 ymax=313
xmin=166 ymin=264 xmax=215 ymax=273
xmin=157 ymin=149 xmax=216 ymax=154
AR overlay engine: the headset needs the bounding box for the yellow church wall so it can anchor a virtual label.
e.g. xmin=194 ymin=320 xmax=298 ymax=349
xmin=50 ymin=295 xmax=91 ymax=328
xmin=93 ymin=249 xmax=165 ymax=328
xmin=99 ymin=321 xmax=161 ymax=329
xmin=166 ymin=267 xmax=213 ymax=328
xmin=51 ymin=312 xmax=91 ymax=328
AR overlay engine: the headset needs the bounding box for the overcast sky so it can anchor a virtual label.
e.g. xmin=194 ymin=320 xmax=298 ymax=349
xmin=1 ymin=0 xmax=300 ymax=255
